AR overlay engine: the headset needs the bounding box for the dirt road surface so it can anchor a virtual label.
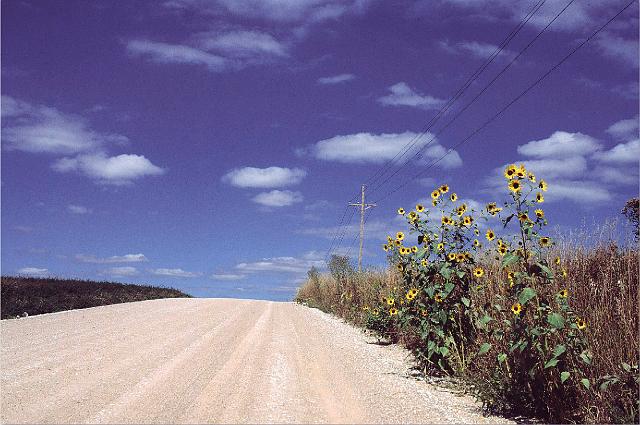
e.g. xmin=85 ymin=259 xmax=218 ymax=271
xmin=1 ymin=299 xmax=510 ymax=424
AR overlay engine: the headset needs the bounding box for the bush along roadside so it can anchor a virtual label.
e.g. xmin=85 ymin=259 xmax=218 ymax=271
xmin=297 ymin=165 xmax=639 ymax=423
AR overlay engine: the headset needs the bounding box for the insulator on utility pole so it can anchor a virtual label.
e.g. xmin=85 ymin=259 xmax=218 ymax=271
xmin=348 ymin=184 xmax=376 ymax=272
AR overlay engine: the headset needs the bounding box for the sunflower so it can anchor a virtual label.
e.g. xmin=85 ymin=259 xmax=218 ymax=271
xmin=432 ymin=200 xmax=438 ymax=206
xmin=474 ymin=229 xmax=480 ymax=236
xmin=437 ymin=243 xmax=444 ymax=251
xmin=535 ymin=209 xmax=544 ymax=219
xmin=515 ymin=166 xmax=526 ymax=178
xmin=397 ymin=207 xmax=405 ymax=215
xmin=554 ymin=257 xmax=561 ymax=265
xmin=576 ymin=318 xmax=587 ymax=330
xmin=562 ymin=269 xmax=568 ymax=278
xmin=396 ymin=263 xmax=403 ymax=271
xmin=420 ymin=259 xmax=428 ymax=267
xmin=420 ymin=309 xmax=428 ymax=317
xmin=362 ymin=306 xmax=370 ymax=311
xmin=511 ymin=302 xmax=522 ymax=315
xmin=407 ymin=288 xmax=419 ymax=299
xmin=372 ymin=309 xmax=379 ymax=316
xmin=504 ymin=164 xmax=517 ymax=179
xmin=539 ymin=236 xmax=551 ymax=247
xmin=416 ymin=203 xmax=425 ymax=212
xmin=394 ymin=239 xmax=402 ymax=246
xmin=508 ymin=179 xmax=522 ymax=193
xmin=473 ymin=239 xmax=481 ymax=248
xmin=518 ymin=212 xmax=529 ymax=222
xmin=386 ymin=297 xmax=395 ymax=306
xmin=462 ymin=216 xmax=473 ymax=226
xmin=441 ymin=216 xmax=452 ymax=225
xmin=389 ymin=308 xmax=399 ymax=316
xmin=382 ymin=244 xmax=389 ymax=251
xmin=507 ymin=271 xmax=515 ymax=281
xmin=439 ymin=184 xmax=449 ymax=194
xmin=528 ymin=173 xmax=536 ymax=183
xmin=536 ymin=192 xmax=544 ymax=203
xmin=473 ymin=267 xmax=484 ymax=278
xmin=498 ymin=245 xmax=508 ymax=256
xmin=408 ymin=211 xmax=417 ymax=221
xmin=447 ymin=253 xmax=456 ymax=261
xmin=434 ymin=294 xmax=444 ymax=303
xmin=558 ymin=289 xmax=568 ymax=298
xmin=396 ymin=231 xmax=405 ymax=241
xmin=538 ymin=180 xmax=548 ymax=191
xmin=387 ymin=236 xmax=393 ymax=243
xmin=411 ymin=246 xmax=418 ymax=253
xmin=450 ymin=193 xmax=458 ymax=202
xmin=456 ymin=252 xmax=466 ymax=262
xmin=486 ymin=229 xmax=496 ymax=241
xmin=431 ymin=190 xmax=440 ymax=200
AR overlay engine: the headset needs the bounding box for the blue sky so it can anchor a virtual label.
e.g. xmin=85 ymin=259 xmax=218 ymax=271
xmin=2 ymin=0 xmax=638 ymax=301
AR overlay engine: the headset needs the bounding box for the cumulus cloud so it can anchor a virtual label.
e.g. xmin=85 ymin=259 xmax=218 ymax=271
xmin=439 ymin=39 xmax=513 ymax=59
xmin=252 ymin=190 xmax=303 ymax=207
xmin=194 ymin=30 xmax=288 ymax=59
xmin=75 ymin=253 xmax=149 ymax=264
xmin=310 ymin=131 xmax=462 ymax=168
xmin=103 ymin=266 xmax=139 ymax=277
xmin=235 ymin=251 xmax=324 ymax=274
xmin=317 ymin=73 xmax=355 ymax=84
xmin=149 ymin=268 xmax=202 ymax=278
xmin=210 ymin=273 xmax=246 ymax=281
xmin=606 ymin=116 xmax=638 ymax=140
xmin=517 ymin=131 xmax=601 ymax=158
xmin=595 ymin=32 xmax=639 ymax=68
xmin=17 ymin=267 xmax=48 ymax=276
xmin=378 ymin=82 xmax=445 ymax=110
xmin=592 ymin=139 xmax=640 ymax=164
xmin=52 ymin=152 xmax=165 ymax=185
xmin=222 ymin=166 xmax=306 ymax=188
xmin=1 ymin=96 xmax=127 ymax=155
xmin=67 ymin=204 xmax=91 ymax=214
xmin=126 ymin=40 xmax=230 ymax=71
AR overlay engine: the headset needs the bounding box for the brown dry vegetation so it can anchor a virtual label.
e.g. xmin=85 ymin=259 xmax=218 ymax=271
xmin=296 ymin=229 xmax=639 ymax=423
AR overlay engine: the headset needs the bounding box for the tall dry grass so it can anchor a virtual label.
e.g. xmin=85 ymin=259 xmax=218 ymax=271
xmin=295 ymin=225 xmax=639 ymax=423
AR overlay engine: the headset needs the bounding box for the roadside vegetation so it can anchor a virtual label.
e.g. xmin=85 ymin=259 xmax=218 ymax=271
xmin=1 ymin=276 xmax=191 ymax=319
xmin=296 ymin=167 xmax=639 ymax=424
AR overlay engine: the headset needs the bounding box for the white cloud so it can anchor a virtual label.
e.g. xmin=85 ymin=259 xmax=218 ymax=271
xmin=378 ymin=82 xmax=445 ymax=110
xmin=53 ymin=152 xmax=165 ymax=185
xmin=126 ymin=40 xmax=230 ymax=71
xmin=149 ymin=268 xmax=202 ymax=278
xmin=195 ymin=30 xmax=288 ymax=59
xmin=235 ymin=251 xmax=324 ymax=274
xmin=595 ymin=32 xmax=639 ymax=68
xmin=593 ymin=165 xmax=638 ymax=185
xmin=75 ymin=253 xmax=149 ymax=264
xmin=17 ymin=267 xmax=48 ymax=276
xmin=439 ymin=39 xmax=513 ymax=59
xmin=252 ymin=190 xmax=303 ymax=207
xmin=606 ymin=116 xmax=638 ymax=140
xmin=103 ymin=266 xmax=139 ymax=277
xmin=310 ymin=131 xmax=462 ymax=168
xmin=546 ymin=180 xmax=613 ymax=204
xmin=517 ymin=131 xmax=601 ymax=158
xmin=519 ymin=157 xmax=588 ymax=179
xmin=592 ymin=139 xmax=640 ymax=164
xmin=67 ymin=204 xmax=91 ymax=215
xmin=1 ymin=96 xmax=127 ymax=155
xmin=210 ymin=273 xmax=246 ymax=281
xmin=222 ymin=166 xmax=306 ymax=188
xmin=317 ymin=73 xmax=356 ymax=84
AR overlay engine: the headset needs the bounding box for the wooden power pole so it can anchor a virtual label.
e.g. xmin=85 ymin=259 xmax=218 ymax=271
xmin=349 ymin=185 xmax=376 ymax=272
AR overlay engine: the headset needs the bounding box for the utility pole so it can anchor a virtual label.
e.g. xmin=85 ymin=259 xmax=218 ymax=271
xmin=349 ymin=185 xmax=376 ymax=272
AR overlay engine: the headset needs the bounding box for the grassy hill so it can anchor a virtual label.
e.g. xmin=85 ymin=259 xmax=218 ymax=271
xmin=1 ymin=276 xmax=191 ymax=319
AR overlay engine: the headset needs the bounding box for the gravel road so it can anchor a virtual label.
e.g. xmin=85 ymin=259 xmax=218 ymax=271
xmin=1 ymin=298 xmax=510 ymax=424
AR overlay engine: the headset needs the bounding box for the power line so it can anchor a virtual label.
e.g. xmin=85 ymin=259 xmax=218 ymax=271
xmin=323 ymin=205 xmax=349 ymax=263
xmin=371 ymin=0 xmax=636 ymax=204
xmin=366 ymin=0 xmax=576 ymax=198
xmin=357 ymin=0 xmax=548 ymax=196
xmin=325 ymin=206 xmax=356 ymax=262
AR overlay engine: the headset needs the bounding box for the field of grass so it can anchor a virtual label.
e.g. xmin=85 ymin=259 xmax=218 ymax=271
xmin=1 ymin=276 xmax=191 ymax=319
xmin=296 ymin=168 xmax=639 ymax=424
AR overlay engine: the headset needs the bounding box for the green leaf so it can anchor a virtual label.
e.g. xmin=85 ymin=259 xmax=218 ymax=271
xmin=622 ymin=362 xmax=631 ymax=372
xmin=547 ymin=312 xmax=565 ymax=329
xmin=461 ymin=297 xmax=470 ymax=307
xmin=440 ymin=346 xmax=450 ymax=356
xmin=478 ymin=342 xmax=491 ymax=355
xmin=519 ymin=287 xmax=537 ymax=305
xmin=544 ymin=358 xmax=559 ymax=369
xmin=443 ymin=281 xmax=455 ymax=296
xmin=552 ymin=344 xmax=566 ymax=358
xmin=501 ymin=253 xmax=519 ymax=269
xmin=581 ymin=378 xmax=590 ymax=390
xmin=537 ymin=263 xmax=554 ymax=278
xmin=580 ymin=351 xmax=592 ymax=365
xmin=497 ymin=353 xmax=507 ymax=363
xmin=560 ymin=371 xmax=570 ymax=383
xmin=439 ymin=266 xmax=452 ymax=280
xmin=456 ymin=270 xmax=466 ymax=279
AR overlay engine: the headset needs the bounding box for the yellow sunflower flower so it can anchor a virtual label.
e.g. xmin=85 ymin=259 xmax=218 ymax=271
xmin=462 ymin=216 xmax=473 ymax=226
xmin=473 ymin=239 xmax=481 ymax=248
xmin=396 ymin=231 xmax=405 ymax=241
xmin=437 ymin=243 xmax=444 ymax=251
xmin=389 ymin=308 xmax=398 ymax=316
xmin=528 ymin=173 xmax=536 ymax=183
xmin=486 ymin=229 xmax=496 ymax=241
xmin=535 ymin=209 xmax=544 ymax=219
xmin=394 ymin=239 xmax=402 ymax=246
xmin=434 ymin=294 xmax=443 ymax=303
xmin=508 ymin=179 xmax=522 ymax=193
xmin=396 ymin=263 xmax=403 ymax=271
xmin=411 ymin=246 xmax=418 ymax=253
xmin=473 ymin=267 xmax=484 ymax=278
xmin=498 ymin=245 xmax=508 ymax=256
xmin=511 ymin=303 xmax=522 ymax=315
xmin=554 ymin=257 xmax=561 ymax=265
xmin=397 ymin=207 xmax=405 ymax=215
xmin=576 ymin=318 xmax=587 ymax=330
xmin=386 ymin=297 xmax=395 ymax=306
xmin=562 ymin=269 xmax=568 ymax=278
xmin=439 ymin=184 xmax=449 ymax=194
xmin=456 ymin=252 xmax=466 ymax=262
xmin=539 ymin=180 xmax=548 ymax=191
xmin=416 ymin=203 xmax=425 ymax=212
xmin=558 ymin=289 xmax=568 ymax=298
xmin=518 ymin=212 xmax=529 ymax=222
xmin=431 ymin=190 xmax=440 ymax=200
xmin=450 ymin=193 xmax=458 ymax=202
xmin=420 ymin=259 xmax=428 ymax=267
xmin=539 ymin=236 xmax=551 ymax=247
xmin=536 ymin=192 xmax=544 ymax=203
xmin=382 ymin=244 xmax=388 ymax=251
xmin=504 ymin=164 xmax=517 ymax=179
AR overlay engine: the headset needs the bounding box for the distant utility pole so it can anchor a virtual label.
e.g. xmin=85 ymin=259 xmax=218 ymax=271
xmin=349 ymin=185 xmax=376 ymax=272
